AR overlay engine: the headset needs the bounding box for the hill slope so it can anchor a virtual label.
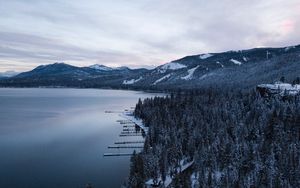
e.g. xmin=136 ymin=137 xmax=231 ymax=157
xmin=1 ymin=45 xmax=299 ymax=89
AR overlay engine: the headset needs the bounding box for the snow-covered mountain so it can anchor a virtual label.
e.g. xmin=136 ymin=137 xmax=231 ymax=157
xmin=0 ymin=71 xmax=19 ymax=78
xmin=1 ymin=45 xmax=300 ymax=89
xmin=89 ymin=64 xmax=131 ymax=71
xmin=1 ymin=62 xmax=147 ymax=87
xmin=122 ymin=44 xmax=300 ymax=89
xmin=89 ymin=64 xmax=114 ymax=71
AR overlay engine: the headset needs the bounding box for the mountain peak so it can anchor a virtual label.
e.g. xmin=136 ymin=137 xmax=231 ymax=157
xmin=89 ymin=64 xmax=113 ymax=71
xmin=115 ymin=66 xmax=130 ymax=70
xmin=0 ymin=70 xmax=19 ymax=78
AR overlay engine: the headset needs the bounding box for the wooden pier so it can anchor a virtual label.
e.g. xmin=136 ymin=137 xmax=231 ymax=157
xmin=123 ymin=128 xmax=138 ymax=131
xmin=120 ymin=122 xmax=135 ymax=125
xmin=119 ymin=134 xmax=143 ymax=137
xmin=121 ymin=131 xmax=141 ymax=134
xmin=108 ymin=145 xmax=143 ymax=149
xmin=105 ymin=111 xmax=123 ymax=113
xmin=117 ymin=120 xmax=133 ymax=123
xmin=114 ymin=141 xmax=144 ymax=144
xmin=123 ymin=126 xmax=136 ymax=129
xmin=103 ymin=110 xmax=146 ymax=157
xmin=103 ymin=153 xmax=133 ymax=157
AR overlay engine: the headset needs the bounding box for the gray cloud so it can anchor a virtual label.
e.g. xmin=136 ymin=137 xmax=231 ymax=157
xmin=0 ymin=32 xmax=151 ymax=67
xmin=0 ymin=0 xmax=299 ymax=71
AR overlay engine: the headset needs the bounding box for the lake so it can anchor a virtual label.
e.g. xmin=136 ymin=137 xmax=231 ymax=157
xmin=0 ymin=88 xmax=161 ymax=188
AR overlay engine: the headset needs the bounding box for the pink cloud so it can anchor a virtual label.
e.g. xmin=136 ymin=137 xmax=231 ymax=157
xmin=280 ymin=19 xmax=295 ymax=35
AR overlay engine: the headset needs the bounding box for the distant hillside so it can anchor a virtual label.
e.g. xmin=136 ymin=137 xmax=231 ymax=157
xmin=0 ymin=63 xmax=147 ymax=88
xmin=129 ymin=45 xmax=300 ymax=90
xmin=1 ymin=45 xmax=300 ymax=90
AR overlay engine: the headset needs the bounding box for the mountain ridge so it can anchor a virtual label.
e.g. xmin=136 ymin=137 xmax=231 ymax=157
xmin=1 ymin=45 xmax=300 ymax=90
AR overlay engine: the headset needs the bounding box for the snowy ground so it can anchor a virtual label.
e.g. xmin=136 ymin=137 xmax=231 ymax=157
xmin=181 ymin=66 xmax=199 ymax=80
xmin=199 ymin=53 xmax=213 ymax=59
xmin=258 ymin=83 xmax=300 ymax=96
xmin=190 ymin=172 xmax=199 ymax=188
xmin=123 ymin=77 xmax=143 ymax=85
xmin=157 ymin=62 xmax=187 ymax=73
xmin=230 ymin=59 xmax=242 ymax=65
xmin=153 ymin=74 xmax=171 ymax=85
xmin=145 ymin=159 xmax=194 ymax=187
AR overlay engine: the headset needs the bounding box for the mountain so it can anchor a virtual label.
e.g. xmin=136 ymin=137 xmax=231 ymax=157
xmin=88 ymin=64 xmax=131 ymax=71
xmin=0 ymin=71 xmax=19 ymax=79
xmin=0 ymin=62 xmax=147 ymax=88
xmin=124 ymin=45 xmax=300 ymax=90
xmin=89 ymin=64 xmax=114 ymax=71
xmin=0 ymin=45 xmax=299 ymax=89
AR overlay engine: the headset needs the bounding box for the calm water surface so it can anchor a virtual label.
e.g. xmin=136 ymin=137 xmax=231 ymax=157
xmin=0 ymin=88 xmax=161 ymax=188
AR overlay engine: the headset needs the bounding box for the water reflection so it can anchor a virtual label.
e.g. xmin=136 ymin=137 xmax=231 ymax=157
xmin=0 ymin=88 xmax=162 ymax=188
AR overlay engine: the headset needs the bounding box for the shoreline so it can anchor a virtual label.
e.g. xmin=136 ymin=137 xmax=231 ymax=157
xmin=0 ymin=86 xmax=168 ymax=94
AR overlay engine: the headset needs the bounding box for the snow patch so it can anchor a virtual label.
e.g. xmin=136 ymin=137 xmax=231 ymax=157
xmin=0 ymin=71 xmax=19 ymax=77
xmin=122 ymin=77 xmax=142 ymax=85
xmin=153 ymin=74 xmax=171 ymax=85
xmin=146 ymin=159 xmax=194 ymax=187
xmin=243 ymin=57 xmax=248 ymax=62
xmin=199 ymin=53 xmax=213 ymax=59
xmin=285 ymin=46 xmax=295 ymax=52
xmin=199 ymin=73 xmax=215 ymax=80
xmin=191 ymin=172 xmax=199 ymax=188
xmin=230 ymin=59 xmax=242 ymax=65
xmin=89 ymin=64 xmax=113 ymax=71
xmin=158 ymin=62 xmax=187 ymax=73
xmin=257 ymin=83 xmax=300 ymax=96
xmin=216 ymin=61 xmax=224 ymax=68
xmin=181 ymin=66 xmax=199 ymax=80
xmin=199 ymin=74 xmax=208 ymax=80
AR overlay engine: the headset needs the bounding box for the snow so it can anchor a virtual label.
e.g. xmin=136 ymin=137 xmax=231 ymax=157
xmin=285 ymin=46 xmax=295 ymax=52
xmin=199 ymin=53 xmax=213 ymax=59
xmin=181 ymin=66 xmax=199 ymax=80
xmin=115 ymin=66 xmax=129 ymax=70
xmin=199 ymin=73 xmax=215 ymax=80
xmin=214 ymin=171 xmax=223 ymax=182
xmin=0 ymin=71 xmax=19 ymax=77
xmin=145 ymin=176 xmax=172 ymax=188
xmin=191 ymin=172 xmax=199 ymax=188
xmin=199 ymin=74 xmax=208 ymax=80
xmin=89 ymin=64 xmax=113 ymax=71
xmin=243 ymin=57 xmax=248 ymax=62
xmin=230 ymin=58 xmax=242 ymax=65
xmin=153 ymin=74 xmax=171 ymax=85
xmin=145 ymin=159 xmax=194 ymax=187
xmin=259 ymin=83 xmax=300 ymax=90
xmin=258 ymin=83 xmax=300 ymax=96
xmin=158 ymin=62 xmax=187 ymax=74
xmin=122 ymin=77 xmax=142 ymax=85
xmin=216 ymin=61 xmax=224 ymax=68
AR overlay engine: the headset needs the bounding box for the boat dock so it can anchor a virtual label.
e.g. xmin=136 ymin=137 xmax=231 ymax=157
xmin=108 ymin=145 xmax=143 ymax=149
xmin=119 ymin=134 xmax=143 ymax=137
xmin=103 ymin=110 xmax=146 ymax=157
xmin=114 ymin=141 xmax=144 ymax=144
xmin=103 ymin=153 xmax=133 ymax=157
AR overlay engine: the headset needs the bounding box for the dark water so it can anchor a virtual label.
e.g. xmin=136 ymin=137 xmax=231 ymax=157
xmin=0 ymin=88 xmax=160 ymax=188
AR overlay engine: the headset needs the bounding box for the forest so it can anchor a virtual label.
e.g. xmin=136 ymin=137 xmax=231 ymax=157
xmin=127 ymin=85 xmax=300 ymax=187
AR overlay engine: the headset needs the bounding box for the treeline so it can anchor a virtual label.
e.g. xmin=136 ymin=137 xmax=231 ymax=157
xmin=127 ymin=88 xmax=300 ymax=187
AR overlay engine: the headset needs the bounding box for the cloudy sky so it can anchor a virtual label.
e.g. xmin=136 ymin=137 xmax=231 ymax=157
xmin=0 ymin=0 xmax=299 ymax=72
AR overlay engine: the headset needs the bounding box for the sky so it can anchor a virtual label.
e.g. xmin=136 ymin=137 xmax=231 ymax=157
xmin=0 ymin=0 xmax=300 ymax=72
